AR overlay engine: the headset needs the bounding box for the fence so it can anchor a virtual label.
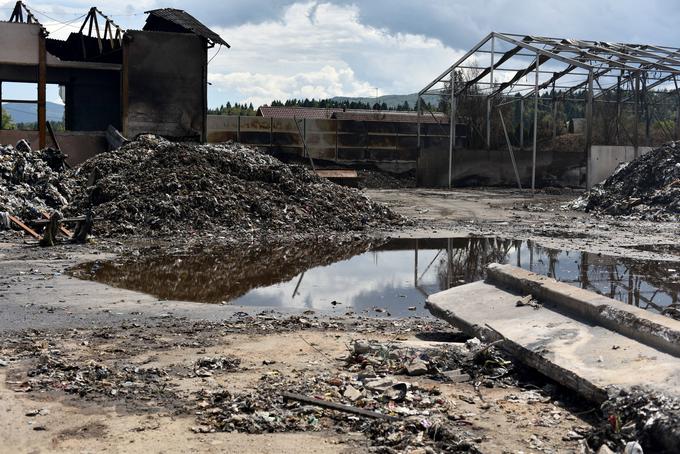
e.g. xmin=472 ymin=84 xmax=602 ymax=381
xmin=207 ymin=115 xmax=451 ymax=170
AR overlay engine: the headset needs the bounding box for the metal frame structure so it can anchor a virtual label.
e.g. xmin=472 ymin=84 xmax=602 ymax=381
xmin=418 ymin=32 xmax=680 ymax=190
xmin=78 ymin=7 xmax=124 ymax=52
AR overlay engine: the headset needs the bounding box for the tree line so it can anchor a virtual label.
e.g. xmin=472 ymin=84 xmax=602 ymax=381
xmin=208 ymin=102 xmax=257 ymax=116
xmin=270 ymin=98 xmax=416 ymax=111
xmin=208 ymin=98 xmax=430 ymax=116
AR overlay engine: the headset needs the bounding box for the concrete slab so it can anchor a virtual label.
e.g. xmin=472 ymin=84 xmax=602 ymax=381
xmin=427 ymin=280 xmax=680 ymax=402
xmin=487 ymin=264 xmax=680 ymax=357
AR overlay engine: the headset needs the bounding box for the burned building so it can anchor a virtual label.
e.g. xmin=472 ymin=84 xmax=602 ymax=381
xmin=0 ymin=2 xmax=228 ymax=163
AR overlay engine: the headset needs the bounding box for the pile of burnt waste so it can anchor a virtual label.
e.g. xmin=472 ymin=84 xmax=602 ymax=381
xmin=573 ymin=143 xmax=679 ymax=220
xmin=587 ymin=387 xmax=680 ymax=453
xmin=0 ymin=141 xmax=70 ymax=223
xmin=67 ymin=136 xmax=405 ymax=236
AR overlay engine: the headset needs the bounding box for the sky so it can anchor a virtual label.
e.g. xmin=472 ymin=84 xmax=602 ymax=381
xmin=2 ymin=0 xmax=680 ymax=108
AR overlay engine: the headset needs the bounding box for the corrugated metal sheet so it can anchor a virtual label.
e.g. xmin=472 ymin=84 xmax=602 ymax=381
xmin=144 ymin=8 xmax=229 ymax=47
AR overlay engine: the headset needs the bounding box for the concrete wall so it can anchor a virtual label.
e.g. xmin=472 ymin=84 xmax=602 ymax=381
xmin=207 ymin=115 xmax=445 ymax=172
xmin=126 ymin=31 xmax=205 ymax=140
xmin=0 ymin=130 xmax=107 ymax=166
xmin=588 ymin=145 xmax=653 ymax=188
xmin=0 ymin=22 xmax=40 ymax=65
xmin=417 ymin=146 xmax=585 ymax=188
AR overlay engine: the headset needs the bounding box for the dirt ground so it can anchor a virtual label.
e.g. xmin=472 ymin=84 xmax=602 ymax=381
xmin=369 ymin=188 xmax=679 ymax=261
xmin=0 ymin=187 xmax=677 ymax=453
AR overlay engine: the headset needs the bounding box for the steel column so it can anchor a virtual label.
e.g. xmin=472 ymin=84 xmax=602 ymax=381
xmin=531 ymin=52 xmax=539 ymax=193
xmin=585 ymin=71 xmax=594 ymax=189
xmin=38 ymin=32 xmax=46 ymax=149
xmin=634 ymin=73 xmax=640 ymax=158
xmin=615 ymin=76 xmax=621 ymax=145
xmin=416 ymin=96 xmax=422 ymax=158
xmin=486 ymin=36 xmax=494 ymax=149
xmin=552 ymin=80 xmax=557 ymax=141
xmin=448 ymin=72 xmax=456 ymax=188
xmin=519 ymin=98 xmax=524 ymax=150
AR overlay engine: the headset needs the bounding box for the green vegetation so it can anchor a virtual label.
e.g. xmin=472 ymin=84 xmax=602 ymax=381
xmin=209 ymin=102 xmax=256 ymax=116
xmin=270 ymin=98 xmax=421 ymax=111
xmin=1 ymin=108 xmax=15 ymax=130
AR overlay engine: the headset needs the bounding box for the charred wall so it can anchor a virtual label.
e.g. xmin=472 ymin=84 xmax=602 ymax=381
xmin=125 ymin=30 xmax=206 ymax=141
xmin=64 ymin=70 xmax=121 ymax=131
xmin=417 ymin=146 xmax=586 ymax=188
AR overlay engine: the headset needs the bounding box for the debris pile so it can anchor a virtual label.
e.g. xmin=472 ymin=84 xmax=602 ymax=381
xmin=192 ymin=339 xmax=500 ymax=452
xmin=572 ymin=143 xmax=680 ymax=220
xmin=23 ymin=352 xmax=177 ymax=401
xmin=586 ymin=387 xmax=680 ymax=453
xmin=357 ymin=169 xmax=416 ymax=189
xmin=68 ymin=136 xmax=404 ymax=236
xmin=0 ymin=143 xmax=70 ymax=222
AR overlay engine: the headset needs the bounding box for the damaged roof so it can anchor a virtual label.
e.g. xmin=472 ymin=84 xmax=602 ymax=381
xmin=144 ymin=8 xmax=229 ymax=47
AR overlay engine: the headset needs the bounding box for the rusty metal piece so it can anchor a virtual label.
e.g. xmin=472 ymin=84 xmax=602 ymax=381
xmin=281 ymin=391 xmax=399 ymax=421
xmin=8 ymin=214 xmax=39 ymax=239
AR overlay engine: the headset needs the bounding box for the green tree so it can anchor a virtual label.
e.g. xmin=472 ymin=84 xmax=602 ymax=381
xmin=1 ymin=108 xmax=15 ymax=129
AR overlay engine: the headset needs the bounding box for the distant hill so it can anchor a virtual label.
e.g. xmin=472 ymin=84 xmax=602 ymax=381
xmin=331 ymin=93 xmax=441 ymax=109
xmin=1 ymin=102 xmax=64 ymax=124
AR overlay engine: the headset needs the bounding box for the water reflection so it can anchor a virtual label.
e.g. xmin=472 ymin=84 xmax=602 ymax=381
xmin=72 ymin=237 xmax=680 ymax=319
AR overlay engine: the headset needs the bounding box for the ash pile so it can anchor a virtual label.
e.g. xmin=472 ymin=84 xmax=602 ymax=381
xmin=0 ymin=141 xmax=70 ymax=223
xmin=573 ymin=143 xmax=680 ymax=220
xmin=68 ymin=136 xmax=404 ymax=236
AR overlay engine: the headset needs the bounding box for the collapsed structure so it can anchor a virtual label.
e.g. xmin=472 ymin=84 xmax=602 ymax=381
xmin=0 ymin=2 xmax=227 ymax=163
xmin=418 ymin=32 xmax=680 ymax=189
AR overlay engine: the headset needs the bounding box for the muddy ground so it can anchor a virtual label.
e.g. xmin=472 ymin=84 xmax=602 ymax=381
xmin=0 ymin=188 xmax=678 ymax=453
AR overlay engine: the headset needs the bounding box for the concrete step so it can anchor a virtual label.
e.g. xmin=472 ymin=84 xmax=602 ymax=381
xmin=426 ymin=265 xmax=680 ymax=403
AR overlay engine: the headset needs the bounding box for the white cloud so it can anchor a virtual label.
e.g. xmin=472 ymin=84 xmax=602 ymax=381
xmin=209 ymin=65 xmax=374 ymax=108
xmin=2 ymin=0 xmax=465 ymax=107
xmin=207 ymin=1 xmax=463 ymax=107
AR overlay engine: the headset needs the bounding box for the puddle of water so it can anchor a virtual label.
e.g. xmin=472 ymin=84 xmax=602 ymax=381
xmin=72 ymin=237 xmax=680 ymax=318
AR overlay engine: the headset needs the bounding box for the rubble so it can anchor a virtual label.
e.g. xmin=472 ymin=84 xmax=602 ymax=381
xmin=0 ymin=143 xmax=71 ymax=222
xmin=586 ymin=387 xmax=680 ymax=453
xmin=66 ymin=136 xmax=405 ymax=236
xmin=357 ymin=168 xmax=416 ymax=189
xmin=22 ymin=351 xmax=179 ymax=405
xmin=191 ymin=338 xmax=500 ymax=453
xmin=571 ymin=143 xmax=680 ymax=220
xmin=193 ymin=356 xmax=241 ymax=377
